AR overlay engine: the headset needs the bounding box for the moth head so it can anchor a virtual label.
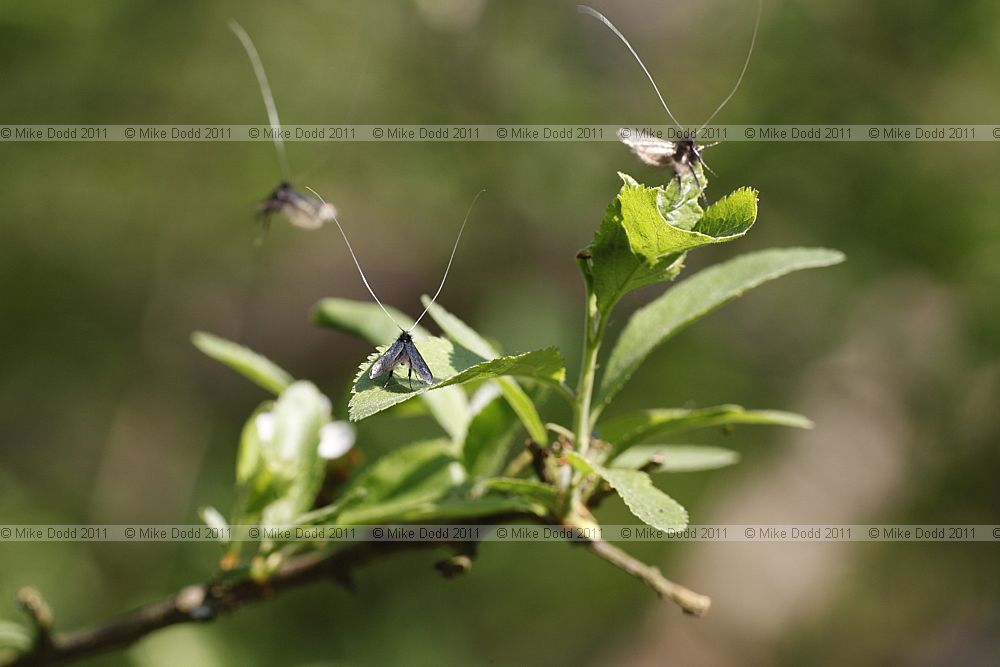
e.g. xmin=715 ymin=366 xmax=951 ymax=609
xmin=676 ymin=139 xmax=699 ymax=163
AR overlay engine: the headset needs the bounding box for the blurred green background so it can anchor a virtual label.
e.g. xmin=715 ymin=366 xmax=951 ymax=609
xmin=2 ymin=0 xmax=999 ymax=665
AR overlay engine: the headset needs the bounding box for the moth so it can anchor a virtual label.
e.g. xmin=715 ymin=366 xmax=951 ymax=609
xmin=578 ymin=3 xmax=762 ymax=201
xmin=616 ymin=129 xmax=716 ymax=200
xmin=305 ymin=187 xmax=485 ymax=391
xmin=257 ymin=181 xmax=336 ymax=231
xmin=230 ymin=21 xmax=337 ymax=233
xmin=367 ymin=331 xmax=433 ymax=388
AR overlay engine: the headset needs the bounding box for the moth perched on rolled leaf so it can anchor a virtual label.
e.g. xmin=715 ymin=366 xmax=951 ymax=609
xmin=230 ymin=21 xmax=337 ymax=232
xmin=617 ymin=129 xmax=714 ymax=198
xmin=579 ymin=3 xmax=762 ymax=200
xmin=306 ymin=187 xmax=485 ymax=392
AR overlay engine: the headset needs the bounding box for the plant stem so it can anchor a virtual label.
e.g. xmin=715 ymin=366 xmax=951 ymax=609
xmin=2 ymin=522 xmax=711 ymax=665
xmin=587 ymin=540 xmax=711 ymax=616
xmin=573 ymin=289 xmax=602 ymax=457
xmin=553 ymin=380 xmax=577 ymax=405
xmin=2 ymin=541 xmax=442 ymax=667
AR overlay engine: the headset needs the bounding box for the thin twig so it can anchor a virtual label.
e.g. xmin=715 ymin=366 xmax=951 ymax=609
xmin=586 ymin=539 xmax=711 ymax=616
xmin=3 ymin=529 xmax=710 ymax=665
xmin=2 ymin=541 xmax=439 ymax=667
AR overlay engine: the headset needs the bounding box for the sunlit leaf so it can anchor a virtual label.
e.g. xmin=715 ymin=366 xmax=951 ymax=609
xmin=192 ymin=331 xmax=293 ymax=395
xmin=694 ymin=187 xmax=758 ymax=238
xmin=313 ymin=298 xmax=417 ymax=342
xmin=340 ymin=439 xmax=463 ymax=510
xmin=235 ymin=403 xmax=275 ymax=506
xmin=568 ymin=452 xmax=688 ymax=532
xmin=588 ymin=173 xmax=757 ymax=314
xmin=462 ymin=387 xmax=525 ymax=478
xmin=610 ymin=445 xmax=740 ymax=472
xmin=422 ymin=297 xmax=549 ymax=443
xmin=313 ymin=298 xmax=469 ymax=440
xmin=233 ymin=382 xmax=331 ymax=530
xmin=597 ymin=247 xmax=845 ymax=409
xmin=337 ymin=495 xmax=546 ymax=525
xmin=335 ymin=442 xmax=554 ymax=524
xmin=600 ymin=404 xmax=814 ymax=452
xmin=420 ymin=297 xmax=496 ymax=359
xmin=422 ymin=389 xmax=471 ymax=443
xmin=348 ymin=338 xmax=564 ymax=421
xmin=479 ymin=477 xmax=559 ymax=510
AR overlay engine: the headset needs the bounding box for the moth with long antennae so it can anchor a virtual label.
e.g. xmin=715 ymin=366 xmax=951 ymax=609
xmin=305 ymin=187 xmax=485 ymax=391
xmin=578 ymin=2 xmax=762 ymax=202
xmin=229 ymin=20 xmax=337 ymax=233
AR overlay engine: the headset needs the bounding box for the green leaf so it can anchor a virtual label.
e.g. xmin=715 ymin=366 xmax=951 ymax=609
xmin=611 ymin=445 xmax=741 ymax=472
xmin=420 ymin=297 xmax=496 ymax=359
xmin=338 ymin=495 xmax=545 ymax=524
xmin=462 ymin=388 xmax=525 ymax=478
xmin=596 ymin=247 xmax=845 ymax=409
xmin=347 ymin=336 xmax=477 ymax=422
xmin=235 ymin=402 xmax=274 ymax=500
xmin=191 ymin=331 xmax=293 ymax=395
xmin=422 ymin=388 xmax=471 ymax=444
xmin=479 ymin=477 xmax=559 ymax=510
xmin=334 ymin=436 xmax=552 ymax=524
xmin=422 ymin=298 xmax=549 ymax=443
xmin=568 ymin=452 xmax=688 ymax=532
xmin=437 ymin=347 xmax=565 ymax=387
xmin=600 ymin=405 xmax=814 ymax=452
xmin=657 ymin=172 xmax=705 ymax=231
xmin=235 ymin=382 xmax=331 ymax=529
xmin=294 ymin=487 xmax=367 ymax=526
xmin=693 ymin=187 xmax=759 ymax=238
xmin=313 ymin=297 xmax=417 ymax=341
xmin=313 ymin=298 xmax=469 ymax=441
xmin=348 ymin=337 xmax=564 ymax=421
xmin=588 ymin=174 xmax=758 ymax=313
xmin=335 ymin=444 xmax=553 ymax=524
xmin=340 ymin=439 xmax=462 ymax=510
xmin=494 ymin=378 xmax=548 ymax=444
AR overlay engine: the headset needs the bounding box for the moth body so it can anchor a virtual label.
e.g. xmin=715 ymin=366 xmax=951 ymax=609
xmin=368 ymin=331 xmax=434 ymax=389
xmin=258 ymin=181 xmax=337 ymax=231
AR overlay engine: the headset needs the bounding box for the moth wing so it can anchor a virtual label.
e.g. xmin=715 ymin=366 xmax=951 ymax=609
xmin=402 ymin=338 xmax=434 ymax=385
xmin=368 ymin=338 xmax=406 ymax=379
xmin=617 ymin=129 xmax=677 ymax=167
xmin=282 ymin=189 xmax=334 ymax=230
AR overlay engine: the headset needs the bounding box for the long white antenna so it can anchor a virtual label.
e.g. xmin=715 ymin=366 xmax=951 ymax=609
xmin=410 ymin=190 xmax=485 ymax=331
xmin=304 ymin=186 xmax=404 ymax=331
xmin=229 ymin=20 xmax=292 ymax=180
xmin=577 ymin=5 xmax=685 ymax=132
xmin=698 ymin=0 xmax=763 ymax=133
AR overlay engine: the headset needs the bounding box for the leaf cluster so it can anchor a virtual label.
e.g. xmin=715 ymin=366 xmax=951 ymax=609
xmin=191 ymin=170 xmax=843 ymax=577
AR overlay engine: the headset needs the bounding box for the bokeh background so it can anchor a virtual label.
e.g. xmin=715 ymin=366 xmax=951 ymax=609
xmin=2 ymin=0 xmax=1000 ymax=665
